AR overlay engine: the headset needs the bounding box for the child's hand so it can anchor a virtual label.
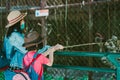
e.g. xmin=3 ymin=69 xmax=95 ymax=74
xmin=54 ymin=44 xmax=64 ymax=50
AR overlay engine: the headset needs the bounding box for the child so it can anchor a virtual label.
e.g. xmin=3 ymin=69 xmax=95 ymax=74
xmin=23 ymin=31 xmax=64 ymax=80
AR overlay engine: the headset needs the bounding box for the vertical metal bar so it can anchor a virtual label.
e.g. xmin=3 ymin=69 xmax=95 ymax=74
xmin=116 ymin=67 xmax=120 ymax=80
xmin=112 ymin=1 xmax=118 ymax=79
xmin=107 ymin=1 xmax=110 ymax=38
xmin=0 ymin=0 xmax=2 ymax=40
xmin=6 ymin=0 xmax=10 ymax=11
xmin=113 ymin=0 xmax=117 ymax=34
xmin=88 ymin=0 xmax=93 ymax=80
xmin=40 ymin=0 xmax=47 ymax=45
xmin=65 ymin=0 xmax=68 ymax=50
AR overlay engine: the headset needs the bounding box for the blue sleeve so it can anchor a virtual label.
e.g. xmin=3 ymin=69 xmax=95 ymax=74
xmin=33 ymin=45 xmax=51 ymax=58
xmin=9 ymin=32 xmax=28 ymax=54
xmin=37 ymin=45 xmax=51 ymax=54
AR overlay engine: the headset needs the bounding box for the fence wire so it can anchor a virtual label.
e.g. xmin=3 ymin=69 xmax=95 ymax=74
xmin=0 ymin=0 xmax=120 ymax=79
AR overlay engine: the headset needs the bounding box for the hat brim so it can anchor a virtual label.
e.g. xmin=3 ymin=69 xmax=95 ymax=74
xmin=6 ymin=12 xmax=27 ymax=28
xmin=23 ymin=40 xmax=43 ymax=48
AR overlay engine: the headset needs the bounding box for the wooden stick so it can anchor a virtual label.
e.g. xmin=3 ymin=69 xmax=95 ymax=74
xmin=64 ymin=42 xmax=101 ymax=48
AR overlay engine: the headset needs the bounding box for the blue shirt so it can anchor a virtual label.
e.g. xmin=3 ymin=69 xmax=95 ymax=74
xmin=4 ymin=32 xmax=27 ymax=68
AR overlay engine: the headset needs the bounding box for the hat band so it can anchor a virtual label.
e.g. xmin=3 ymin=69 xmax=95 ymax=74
xmin=8 ymin=14 xmax=23 ymax=24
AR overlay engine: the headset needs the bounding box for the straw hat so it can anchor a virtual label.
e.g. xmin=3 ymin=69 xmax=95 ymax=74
xmin=23 ymin=31 xmax=43 ymax=48
xmin=6 ymin=10 xmax=27 ymax=28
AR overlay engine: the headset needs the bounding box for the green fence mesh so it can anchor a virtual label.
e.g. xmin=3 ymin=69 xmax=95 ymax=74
xmin=44 ymin=67 xmax=115 ymax=80
xmin=0 ymin=72 xmax=5 ymax=80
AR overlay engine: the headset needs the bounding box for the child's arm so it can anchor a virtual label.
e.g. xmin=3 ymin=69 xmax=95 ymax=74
xmin=43 ymin=44 xmax=64 ymax=66
xmin=43 ymin=44 xmax=64 ymax=56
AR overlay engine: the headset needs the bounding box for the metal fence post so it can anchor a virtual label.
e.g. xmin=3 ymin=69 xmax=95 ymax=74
xmin=40 ymin=0 xmax=47 ymax=45
xmin=116 ymin=67 xmax=120 ymax=80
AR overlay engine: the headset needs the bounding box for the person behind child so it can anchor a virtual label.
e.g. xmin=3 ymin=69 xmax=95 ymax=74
xmin=3 ymin=10 xmax=28 ymax=80
xmin=23 ymin=31 xmax=64 ymax=80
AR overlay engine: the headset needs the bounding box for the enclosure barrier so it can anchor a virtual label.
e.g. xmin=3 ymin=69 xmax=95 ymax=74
xmin=44 ymin=51 xmax=120 ymax=80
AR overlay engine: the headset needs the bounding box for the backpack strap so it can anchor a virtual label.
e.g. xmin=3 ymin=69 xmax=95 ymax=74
xmin=23 ymin=52 xmax=44 ymax=80
xmin=24 ymin=52 xmax=41 ymax=70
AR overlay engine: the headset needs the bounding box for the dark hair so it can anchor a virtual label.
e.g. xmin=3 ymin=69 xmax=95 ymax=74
xmin=26 ymin=42 xmax=43 ymax=51
xmin=6 ymin=21 xmax=22 ymax=38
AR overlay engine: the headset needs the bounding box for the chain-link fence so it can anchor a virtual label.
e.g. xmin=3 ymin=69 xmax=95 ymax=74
xmin=0 ymin=0 xmax=120 ymax=79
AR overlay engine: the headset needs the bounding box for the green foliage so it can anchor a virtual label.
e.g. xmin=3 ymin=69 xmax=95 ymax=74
xmin=0 ymin=72 xmax=5 ymax=80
